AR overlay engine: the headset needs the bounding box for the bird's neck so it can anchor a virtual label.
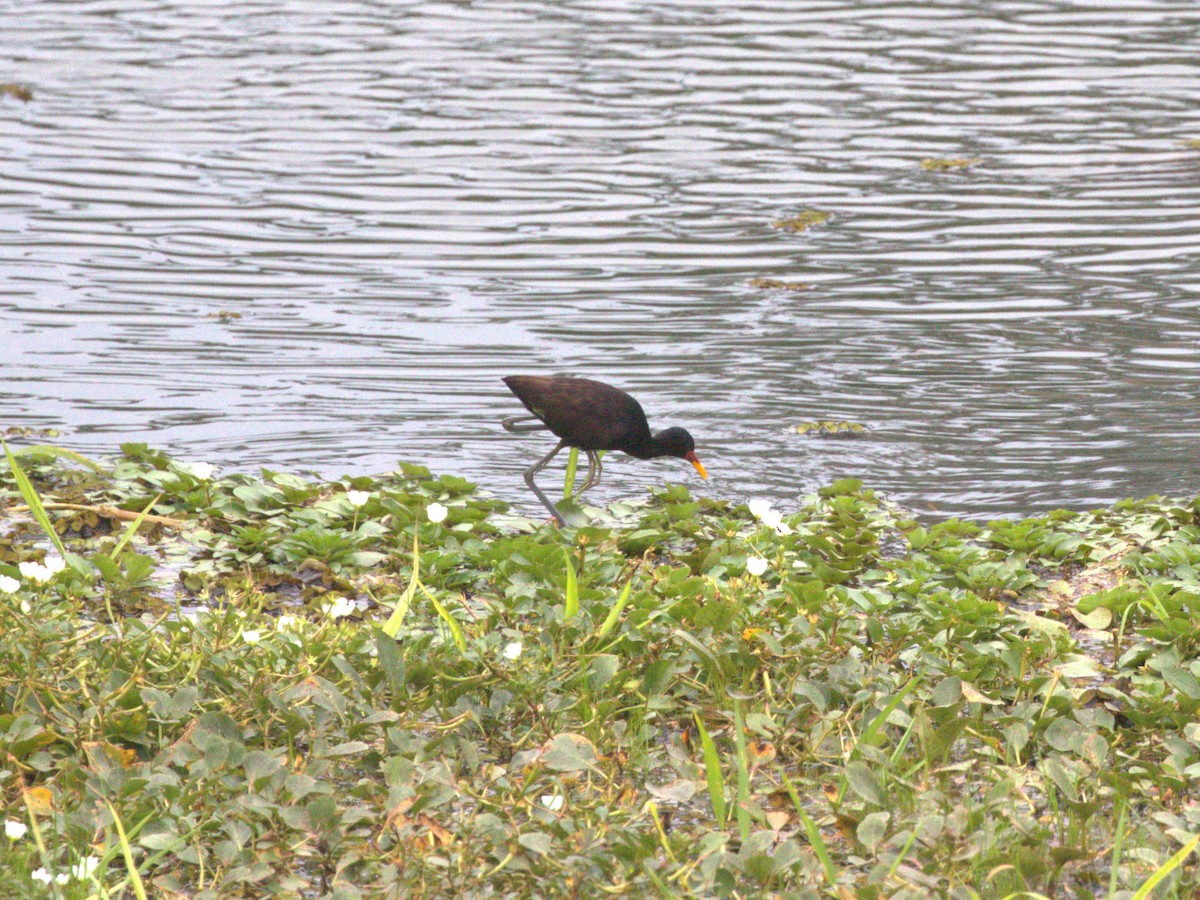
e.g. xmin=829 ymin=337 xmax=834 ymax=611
xmin=623 ymin=430 xmax=672 ymax=460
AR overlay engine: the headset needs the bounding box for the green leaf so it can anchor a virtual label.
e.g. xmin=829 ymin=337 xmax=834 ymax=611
xmin=588 ymin=654 xmax=619 ymax=690
xmin=1056 ymin=655 xmax=1102 ymax=679
xmin=374 ymin=630 xmax=406 ymax=694
xmin=542 ymin=733 xmax=598 ymax=772
xmin=518 ymin=831 xmax=553 ymax=856
xmin=843 ymin=760 xmax=887 ymax=806
xmin=857 ymin=811 xmax=890 ymax=851
xmin=92 ymin=554 xmax=122 ymax=582
xmin=1161 ymin=666 xmax=1200 ymax=700
xmin=307 ymin=796 xmax=338 ymax=834
xmin=1041 ymin=756 xmax=1079 ymax=801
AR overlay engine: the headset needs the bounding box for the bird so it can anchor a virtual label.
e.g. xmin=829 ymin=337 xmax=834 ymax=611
xmin=502 ymin=375 xmax=707 ymax=525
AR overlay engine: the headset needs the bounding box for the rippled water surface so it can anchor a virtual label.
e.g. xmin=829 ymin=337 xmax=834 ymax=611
xmin=3 ymin=1 xmax=1200 ymax=519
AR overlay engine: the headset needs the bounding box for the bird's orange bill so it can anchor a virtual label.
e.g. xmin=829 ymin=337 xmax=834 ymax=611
xmin=686 ymin=451 xmax=708 ymax=480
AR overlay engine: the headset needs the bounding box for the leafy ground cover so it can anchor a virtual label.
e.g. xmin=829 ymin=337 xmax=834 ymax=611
xmin=1 ymin=443 xmax=1199 ymax=898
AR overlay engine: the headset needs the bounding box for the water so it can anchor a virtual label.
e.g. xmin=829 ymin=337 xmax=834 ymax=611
xmin=3 ymin=0 xmax=1199 ymax=521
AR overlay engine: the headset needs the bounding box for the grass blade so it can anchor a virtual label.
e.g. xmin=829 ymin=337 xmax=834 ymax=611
xmin=562 ymin=447 xmax=579 ymax=499
xmin=381 ymin=532 xmax=420 ymax=638
xmin=3 ymin=439 xmax=67 ymax=556
xmin=673 ymin=629 xmax=725 ymax=682
xmin=595 ymin=571 xmax=635 ymax=640
xmin=783 ymin=772 xmax=839 ymax=888
xmin=562 ymin=548 xmax=579 ymax=621
xmin=645 ymin=800 xmax=677 ymax=864
xmin=1109 ymin=795 xmax=1128 ymax=897
xmin=731 ymin=700 xmax=751 ymax=841
xmin=104 ymin=799 xmax=149 ymax=900
xmin=854 ymin=676 xmax=921 ymax=755
xmin=1131 ymin=831 xmax=1200 ymax=900
xmin=693 ymin=713 xmax=727 ymax=825
xmin=109 ymin=493 xmax=162 ymax=559
xmin=422 ymin=583 xmax=466 ymax=652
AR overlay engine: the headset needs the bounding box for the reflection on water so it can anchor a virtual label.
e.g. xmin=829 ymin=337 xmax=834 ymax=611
xmin=2 ymin=1 xmax=1199 ymax=520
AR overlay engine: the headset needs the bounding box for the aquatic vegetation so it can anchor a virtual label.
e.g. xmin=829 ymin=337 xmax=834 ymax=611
xmin=920 ymin=156 xmax=983 ymax=171
xmin=0 ymin=82 xmax=33 ymax=102
xmin=771 ymin=210 xmax=830 ymax=232
xmin=747 ymin=277 xmax=811 ymax=291
xmin=1 ymin=445 xmax=1199 ymax=896
xmin=792 ymin=420 xmax=870 ymax=436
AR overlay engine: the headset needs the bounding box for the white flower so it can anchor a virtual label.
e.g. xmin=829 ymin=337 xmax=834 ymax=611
xmin=70 ymin=856 xmax=100 ymax=880
xmin=747 ymin=499 xmax=792 ymax=535
xmin=346 ymin=490 xmax=370 ymax=508
xmin=276 ymin=614 xmax=301 ymax=630
xmin=5 ymin=819 xmax=26 ymax=839
xmin=18 ymin=557 xmax=65 ymax=582
xmin=0 ymin=575 xmax=19 ymax=593
xmin=746 ymin=556 xmax=769 ymax=577
xmin=241 ymin=629 xmax=261 ymax=644
xmin=31 ymin=868 xmax=54 ymax=885
xmin=183 ymin=461 xmax=215 ymax=480
xmin=541 ymin=793 xmax=564 ymax=811
xmin=18 ymin=561 xmax=51 ymax=583
xmin=750 ymin=500 xmax=782 ymax=528
xmin=323 ymin=596 xmax=356 ymax=619
xmin=502 ymin=641 xmax=523 ymax=660
xmin=748 ymin=499 xmax=773 ymax=519
xmin=426 ymin=503 xmax=448 ymax=524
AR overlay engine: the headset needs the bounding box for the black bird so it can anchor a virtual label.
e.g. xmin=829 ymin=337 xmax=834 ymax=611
xmin=502 ymin=375 xmax=707 ymax=524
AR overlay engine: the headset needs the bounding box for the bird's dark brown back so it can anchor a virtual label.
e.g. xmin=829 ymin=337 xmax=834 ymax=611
xmin=503 ymin=376 xmax=653 ymax=452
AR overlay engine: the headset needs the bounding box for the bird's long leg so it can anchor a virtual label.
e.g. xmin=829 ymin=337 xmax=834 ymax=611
xmin=524 ymin=440 xmax=568 ymax=525
xmin=503 ymin=414 xmax=547 ymax=434
xmin=571 ymin=450 xmax=603 ymax=499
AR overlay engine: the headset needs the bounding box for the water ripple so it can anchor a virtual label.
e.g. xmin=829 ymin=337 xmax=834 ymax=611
xmin=3 ymin=0 xmax=1200 ymax=519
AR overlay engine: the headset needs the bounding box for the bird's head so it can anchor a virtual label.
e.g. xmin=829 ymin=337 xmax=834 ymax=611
xmin=655 ymin=427 xmax=707 ymax=479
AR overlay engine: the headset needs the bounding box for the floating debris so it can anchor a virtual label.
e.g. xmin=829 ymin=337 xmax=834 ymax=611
xmin=0 ymin=83 xmax=33 ymax=101
xmin=920 ymin=157 xmax=982 ymax=171
xmin=793 ymin=420 xmax=870 ymax=436
xmin=771 ymin=209 xmax=830 ymax=232
xmin=2 ymin=426 xmax=60 ymax=439
xmin=747 ymin=277 xmax=811 ymax=291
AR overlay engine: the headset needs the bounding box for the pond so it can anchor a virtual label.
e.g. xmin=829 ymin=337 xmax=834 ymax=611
xmin=3 ymin=0 xmax=1199 ymax=520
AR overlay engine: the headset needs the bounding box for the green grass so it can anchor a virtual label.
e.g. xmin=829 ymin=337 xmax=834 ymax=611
xmin=1 ymin=443 xmax=1199 ymax=897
